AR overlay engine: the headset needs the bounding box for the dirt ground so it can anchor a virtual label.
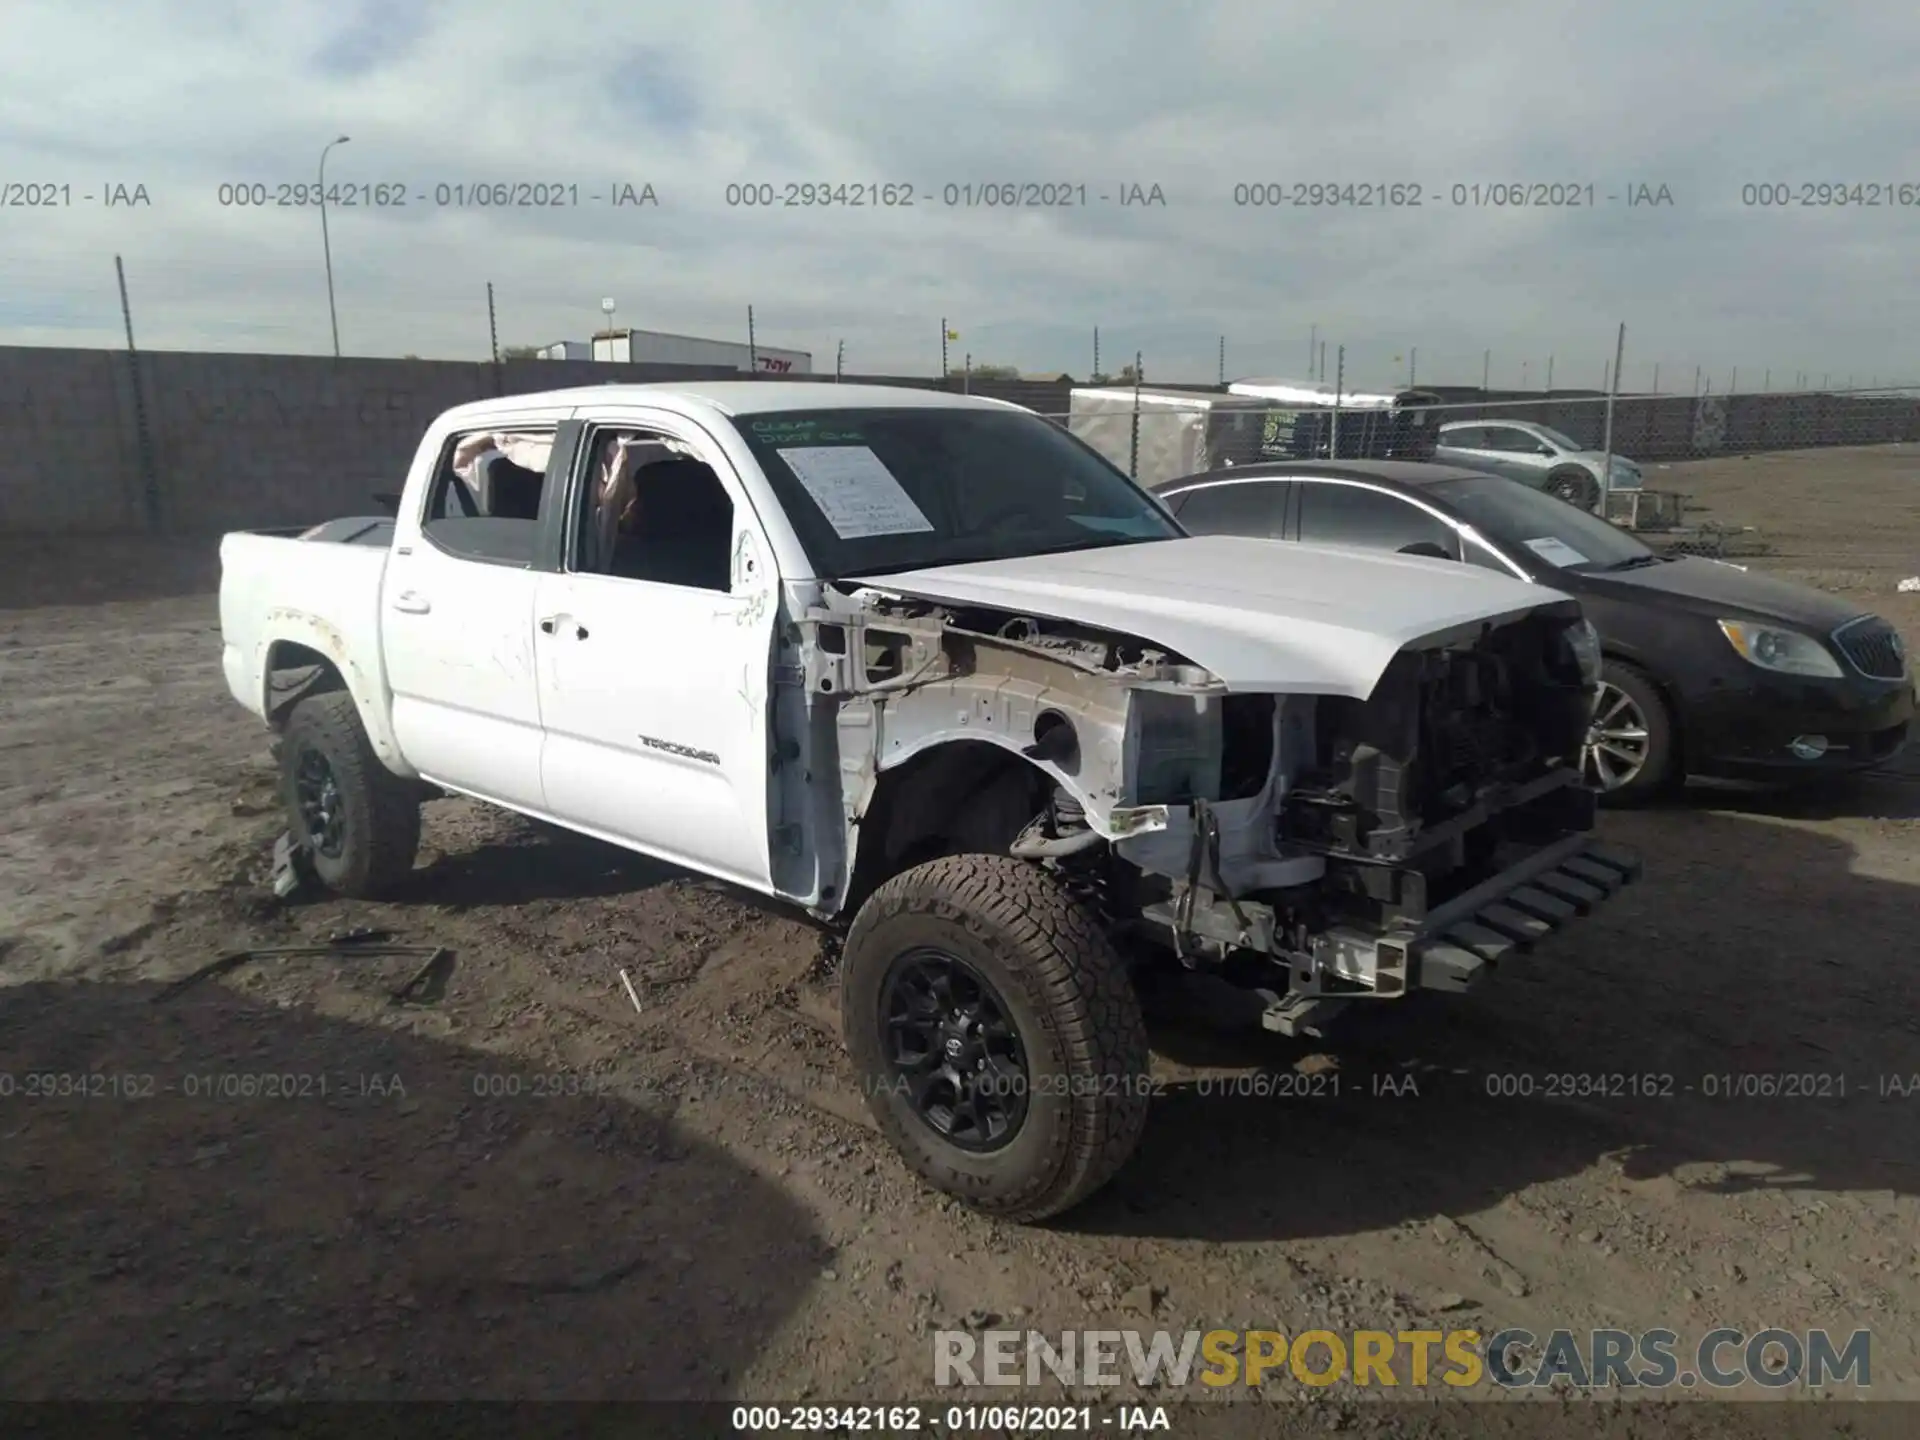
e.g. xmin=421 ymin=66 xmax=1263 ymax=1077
xmin=2 ymin=447 xmax=1918 ymax=1425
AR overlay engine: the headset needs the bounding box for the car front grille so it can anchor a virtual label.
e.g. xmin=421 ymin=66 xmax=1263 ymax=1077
xmin=1834 ymin=617 xmax=1908 ymax=680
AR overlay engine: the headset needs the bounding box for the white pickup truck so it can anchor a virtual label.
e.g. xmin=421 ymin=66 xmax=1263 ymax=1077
xmin=220 ymin=382 xmax=1639 ymax=1220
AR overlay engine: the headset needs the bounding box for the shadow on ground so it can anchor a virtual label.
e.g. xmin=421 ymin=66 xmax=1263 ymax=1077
xmin=0 ymin=980 xmax=827 ymax=1401
xmin=405 ymin=824 xmax=683 ymax=910
xmin=1081 ymin=805 xmax=1919 ymax=1241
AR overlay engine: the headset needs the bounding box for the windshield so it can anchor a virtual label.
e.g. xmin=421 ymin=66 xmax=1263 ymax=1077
xmin=1533 ymin=425 xmax=1580 ymax=451
xmin=732 ymin=407 xmax=1183 ymax=578
xmin=1427 ymin=473 xmax=1653 ymax=571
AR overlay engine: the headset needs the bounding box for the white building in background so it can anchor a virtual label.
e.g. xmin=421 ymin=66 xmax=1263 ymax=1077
xmin=537 ymin=327 xmax=812 ymax=374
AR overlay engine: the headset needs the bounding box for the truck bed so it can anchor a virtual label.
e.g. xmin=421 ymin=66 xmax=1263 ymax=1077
xmin=217 ymin=529 xmax=392 ymax=724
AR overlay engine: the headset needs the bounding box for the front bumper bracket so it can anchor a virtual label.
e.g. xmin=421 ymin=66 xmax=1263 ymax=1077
xmin=1414 ymin=839 xmax=1641 ymax=993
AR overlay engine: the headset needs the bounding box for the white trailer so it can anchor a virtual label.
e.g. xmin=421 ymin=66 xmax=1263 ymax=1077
xmin=1067 ymin=387 xmax=1277 ymax=487
xmin=591 ymin=328 xmax=812 ymax=374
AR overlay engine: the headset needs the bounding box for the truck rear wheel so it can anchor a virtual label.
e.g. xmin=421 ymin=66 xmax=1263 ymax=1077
xmin=278 ymin=691 xmax=422 ymax=898
xmin=840 ymin=854 xmax=1151 ymax=1222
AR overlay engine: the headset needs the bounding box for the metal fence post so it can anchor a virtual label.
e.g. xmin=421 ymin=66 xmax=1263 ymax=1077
xmin=1128 ymin=353 xmax=1143 ymax=480
xmin=1331 ymin=346 xmax=1345 ymax=459
xmin=1600 ymin=323 xmax=1625 ymax=518
xmin=487 ymin=282 xmax=503 ymax=394
xmin=116 ymin=255 xmax=163 ymax=532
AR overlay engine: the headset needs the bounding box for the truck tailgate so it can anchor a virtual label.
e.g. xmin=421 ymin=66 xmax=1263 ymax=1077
xmin=218 ymin=531 xmax=389 ymax=721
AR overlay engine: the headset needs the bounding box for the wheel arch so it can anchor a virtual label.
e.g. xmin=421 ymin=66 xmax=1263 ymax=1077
xmin=843 ymin=737 xmax=1064 ymax=916
xmin=260 ymin=619 xmax=413 ymax=776
xmin=1599 ymin=649 xmax=1686 ymax=778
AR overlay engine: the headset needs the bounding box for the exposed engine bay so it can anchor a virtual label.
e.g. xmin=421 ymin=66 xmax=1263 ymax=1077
xmin=788 ymin=581 xmax=1631 ymax=1034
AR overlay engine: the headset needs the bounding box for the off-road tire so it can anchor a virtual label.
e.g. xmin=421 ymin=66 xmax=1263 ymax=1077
xmin=1591 ymin=659 xmax=1680 ymax=806
xmin=1547 ymin=466 xmax=1602 ymax=512
xmin=278 ymin=691 xmax=422 ymax=898
xmin=841 ymin=854 xmax=1151 ymax=1222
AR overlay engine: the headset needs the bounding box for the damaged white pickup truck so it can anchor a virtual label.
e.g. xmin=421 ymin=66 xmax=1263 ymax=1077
xmin=219 ymin=382 xmax=1640 ymax=1220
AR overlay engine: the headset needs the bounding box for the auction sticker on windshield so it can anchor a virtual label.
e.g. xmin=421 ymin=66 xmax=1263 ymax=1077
xmin=1522 ymin=536 xmax=1589 ymax=567
xmin=777 ymin=445 xmax=935 ymax=539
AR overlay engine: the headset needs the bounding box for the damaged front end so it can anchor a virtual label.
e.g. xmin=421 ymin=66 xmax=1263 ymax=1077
xmin=777 ymin=582 xmax=1637 ymax=1037
xmin=1114 ymin=608 xmax=1639 ymax=1034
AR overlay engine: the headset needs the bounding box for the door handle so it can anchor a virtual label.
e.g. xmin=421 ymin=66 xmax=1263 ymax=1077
xmin=538 ymin=616 xmax=588 ymax=639
xmin=392 ymin=591 xmax=431 ymax=614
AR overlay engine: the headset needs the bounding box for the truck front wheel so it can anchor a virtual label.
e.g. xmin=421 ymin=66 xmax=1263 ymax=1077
xmin=278 ymin=691 xmax=422 ymax=898
xmin=840 ymin=854 xmax=1151 ymax=1222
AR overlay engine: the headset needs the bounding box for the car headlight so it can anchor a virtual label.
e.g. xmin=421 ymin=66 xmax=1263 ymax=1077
xmin=1567 ymin=619 xmax=1602 ymax=686
xmin=1717 ymin=619 xmax=1843 ymax=678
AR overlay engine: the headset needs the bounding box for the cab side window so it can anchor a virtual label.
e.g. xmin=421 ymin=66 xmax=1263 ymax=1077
xmin=421 ymin=427 xmax=557 ymax=565
xmin=574 ymin=428 xmax=737 ymax=592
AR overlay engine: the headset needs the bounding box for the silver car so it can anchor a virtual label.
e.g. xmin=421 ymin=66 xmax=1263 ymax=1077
xmin=1434 ymin=419 xmax=1642 ymax=511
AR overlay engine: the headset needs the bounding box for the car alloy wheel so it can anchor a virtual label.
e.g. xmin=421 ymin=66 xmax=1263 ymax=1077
xmin=1548 ymin=470 xmax=1601 ymax=510
xmin=292 ymin=744 xmax=347 ymax=858
xmin=879 ymin=946 xmax=1030 ymax=1152
xmin=1581 ymin=681 xmax=1651 ymax=791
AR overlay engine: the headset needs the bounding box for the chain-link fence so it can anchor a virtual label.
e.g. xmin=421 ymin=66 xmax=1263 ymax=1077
xmin=1029 ymin=385 xmax=1920 ymax=493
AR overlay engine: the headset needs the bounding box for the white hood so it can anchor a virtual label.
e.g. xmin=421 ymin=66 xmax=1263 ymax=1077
xmin=853 ymin=536 xmax=1573 ymax=698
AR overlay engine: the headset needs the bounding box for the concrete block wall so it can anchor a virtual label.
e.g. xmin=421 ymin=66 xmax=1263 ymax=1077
xmin=0 ymin=346 xmax=1075 ymax=534
xmin=142 ymin=353 xmax=753 ymax=531
xmin=0 ymin=340 xmax=1909 ymax=535
xmin=0 ymin=346 xmax=148 ymax=531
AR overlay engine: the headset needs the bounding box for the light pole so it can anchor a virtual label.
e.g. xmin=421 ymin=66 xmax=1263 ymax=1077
xmin=320 ymin=135 xmax=349 ymax=356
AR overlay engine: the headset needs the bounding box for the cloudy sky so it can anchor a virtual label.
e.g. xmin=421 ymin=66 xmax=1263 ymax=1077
xmin=2 ymin=0 xmax=1915 ymax=391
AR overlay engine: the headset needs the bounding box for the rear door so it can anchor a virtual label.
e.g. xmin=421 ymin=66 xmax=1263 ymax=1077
xmin=379 ymin=410 xmax=581 ymax=812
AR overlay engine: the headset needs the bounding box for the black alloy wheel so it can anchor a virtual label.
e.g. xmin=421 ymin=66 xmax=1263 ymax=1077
xmin=293 ymin=745 xmax=347 ymax=859
xmin=880 ymin=947 xmax=1029 ymax=1151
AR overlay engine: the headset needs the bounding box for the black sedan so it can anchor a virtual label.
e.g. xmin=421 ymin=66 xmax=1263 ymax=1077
xmin=1152 ymin=459 xmax=1914 ymax=801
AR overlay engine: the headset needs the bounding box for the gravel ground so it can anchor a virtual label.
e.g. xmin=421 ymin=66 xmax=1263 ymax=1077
xmin=2 ymin=447 xmax=1917 ymax=1427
